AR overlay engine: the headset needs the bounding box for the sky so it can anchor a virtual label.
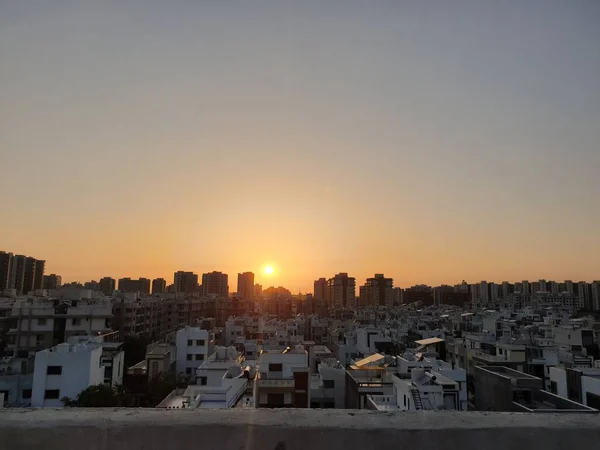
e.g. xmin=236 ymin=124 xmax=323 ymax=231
xmin=1 ymin=0 xmax=599 ymax=292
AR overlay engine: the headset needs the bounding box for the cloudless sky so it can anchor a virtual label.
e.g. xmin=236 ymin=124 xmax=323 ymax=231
xmin=1 ymin=0 xmax=599 ymax=291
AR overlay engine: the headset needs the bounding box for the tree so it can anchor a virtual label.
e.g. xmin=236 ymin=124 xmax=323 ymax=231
xmin=61 ymin=384 xmax=127 ymax=407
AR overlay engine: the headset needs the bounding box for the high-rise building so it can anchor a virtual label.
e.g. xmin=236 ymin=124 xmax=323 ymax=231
xmin=99 ymin=277 xmax=116 ymax=295
xmin=174 ymin=271 xmax=199 ymax=293
xmin=33 ymin=259 xmax=45 ymax=290
xmin=576 ymin=282 xmax=591 ymax=310
xmin=118 ymin=277 xmax=150 ymax=294
xmin=152 ymin=278 xmax=167 ymax=294
xmin=202 ymin=271 xmax=229 ymax=298
xmin=501 ymin=282 xmax=514 ymax=298
xmin=254 ymin=283 xmax=263 ymax=297
xmin=42 ymin=274 xmax=62 ymax=290
xmin=0 ymin=251 xmax=13 ymax=291
xmin=22 ymin=257 xmax=37 ymax=294
xmin=9 ymin=255 xmax=27 ymax=293
xmin=359 ymin=274 xmax=394 ymax=307
xmin=393 ymin=286 xmax=403 ymax=305
xmin=237 ymin=272 xmax=255 ymax=299
xmin=591 ymin=281 xmax=600 ymax=311
xmin=326 ymin=273 xmax=356 ymax=307
xmin=313 ymin=278 xmax=327 ymax=301
xmin=84 ymin=280 xmax=99 ymax=291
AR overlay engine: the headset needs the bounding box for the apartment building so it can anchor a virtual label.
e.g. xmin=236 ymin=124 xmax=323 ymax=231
xmin=98 ymin=277 xmax=116 ymax=295
xmin=42 ymin=274 xmax=62 ymax=290
xmin=118 ymin=278 xmax=151 ymax=294
xmin=359 ymin=274 xmax=394 ymax=308
xmin=255 ymin=346 xmax=310 ymax=408
xmin=31 ymin=335 xmax=124 ymax=407
xmin=475 ymin=366 xmax=596 ymax=412
xmin=174 ymin=271 xmax=199 ymax=293
xmin=175 ymin=327 xmax=212 ymax=376
xmin=237 ymin=272 xmax=254 ymax=299
xmin=327 ymin=273 xmax=356 ymax=307
xmin=202 ymin=272 xmax=229 ymax=298
xmin=1 ymin=293 xmax=112 ymax=357
xmin=151 ymin=278 xmax=167 ymax=295
xmin=367 ymin=368 xmax=462 ymax=411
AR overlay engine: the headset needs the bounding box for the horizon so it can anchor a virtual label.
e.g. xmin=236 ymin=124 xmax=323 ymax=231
xmin=2 ymin=1 xmax=599 ymax=292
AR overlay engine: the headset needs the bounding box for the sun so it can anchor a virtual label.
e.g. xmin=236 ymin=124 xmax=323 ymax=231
xmin=263 ymin=265 xmax=275 ymax=276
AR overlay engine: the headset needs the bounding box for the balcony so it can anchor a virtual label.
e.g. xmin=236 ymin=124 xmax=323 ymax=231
xmin=1 ymin=409 xmax=599 ymax=450
xmin=257 ymin=379 xmax=295 ymax=388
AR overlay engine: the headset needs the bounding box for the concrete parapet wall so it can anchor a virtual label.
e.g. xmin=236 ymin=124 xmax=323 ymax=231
xmin=1 ymin=409 xmax=599 ymax=450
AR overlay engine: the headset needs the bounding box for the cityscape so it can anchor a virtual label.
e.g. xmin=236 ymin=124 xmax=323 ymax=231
xmin=1 ymin=0 xmax=600 ymax=447
xmin=1 ymin=248 xmax=599 ymax=413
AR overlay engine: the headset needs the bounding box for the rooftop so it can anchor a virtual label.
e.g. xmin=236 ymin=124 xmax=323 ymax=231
xmin=2 ymin=409 xmax=600 ymax=450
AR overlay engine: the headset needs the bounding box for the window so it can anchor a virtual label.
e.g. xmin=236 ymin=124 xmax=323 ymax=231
xmin=199 ymin=376 xmax=207 ymax=386
xmin=185 ymin=368 xmax=192 ymax=375
xmin=195 ymin=354 xmax=204 ymax=361
xmin=44 ymin=390 xmax=60 ymax=399
xmin=72 ymin=318 xmax=81 ymax=326
xmin=324 ymin=401 xmax=335 ymax=408
xmin=46 ymin=366 xmax=62 ymax=375
xmin=187 ymin=339 xmax=193 ymax=346
xmin=37 ymin=318 xmax=47 ymax=326
xmin=269 ymin=363 xmax=283 ymax=372
xmin=323 ymin=380 xmax=335 ymax=389
xmin=187 ymin=354 xmax=192 ymax=361
xmin=197 ymin=339 xmax=205 ymax=346
xmin=22 ymin=389 xmax=32 ymax=399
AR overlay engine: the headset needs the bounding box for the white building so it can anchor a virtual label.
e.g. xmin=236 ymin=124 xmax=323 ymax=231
xmin=549 ymin=367 xmax=600 ymax=409
xmin=175 ymin=327 xmax=212 ymax=376
xmin=157 ymin=346 xmax=250 ymax=409
xmin=255 ymin=346 xmax=310 ymax=408
xmin=0 ymin=356 xmax=34 ymax=407
xmin=367 ymin=368 xmax=462 ymax=411
xmin=32 ymin=343 xmax=101 ymax=407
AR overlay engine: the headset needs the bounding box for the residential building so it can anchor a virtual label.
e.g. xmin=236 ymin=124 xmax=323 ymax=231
xmin=359 ymin=274 xmax=394 ymax=308
xmin=0 ymin=355 xmax=34 ymax=407
xmin=174 ymin=271 xmax=199 ymax=293
xmin=549 ymin=367 xmax=600 ymax=409
xmin=313 ymin=278 xmax=327 ymax=302
xmin=33 ymin=260 xmax=45 ymax=291
xmin=255 ymin=345 xmax=310 ymax=408
xmin=98 ymin=277 xmax=116 ymax=295
xmin=254 ymin=284 xmax=263 ymax=297
xmin=345 ymin=354 xmax=395 ymax=409
xmin=475 ymin=366 xmax=596 ymax=413
xmin=42 ymin=274 xmax=62 ymax=290
xmin=1 ymin=292 xmax=113 ymax=357
xmin=0 ymin=252 xmax=13 ymax=292
xmin=118 ymin=277 xmax=150 ymax=294
xmin=151 ymin=278 xmax=167 ymax=295
xmin=10 ymin=255 xmax=27 ymax=294
xmin=175 ymin=327 xmax=212 ymax=376
xmin=310 ymin=356 xmax=346 ymax=409
xmin=31 ymin=335 xmax=124 ymax=407
xmin=327 ymin=273 xmax=356 ymax=307
xmin=157 ymin=346 xmax=248 ymax=409
xmin=84 ymin=280 xmax=99 ymax=291
xmin=22 ymin=257 xmax=37 ymax=294
xmin=367 ymin=368 xmax=462 ymax=411
xmin=202 ymin=272 xmax=228 ymax=298
xmin=237 ymin=272 xmax=254 ymax=299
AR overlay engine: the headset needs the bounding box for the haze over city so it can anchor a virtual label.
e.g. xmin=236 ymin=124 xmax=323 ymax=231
xmin=1 ymin=1 xmax=599 ymax=291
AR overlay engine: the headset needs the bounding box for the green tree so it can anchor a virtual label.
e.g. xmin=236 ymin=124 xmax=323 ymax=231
xmin=61 ymin=384 xmax=128 ymax=407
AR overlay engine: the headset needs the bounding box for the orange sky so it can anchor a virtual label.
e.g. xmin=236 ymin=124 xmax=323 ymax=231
xmin=1 ymin=2 xmax=599 ymax=291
